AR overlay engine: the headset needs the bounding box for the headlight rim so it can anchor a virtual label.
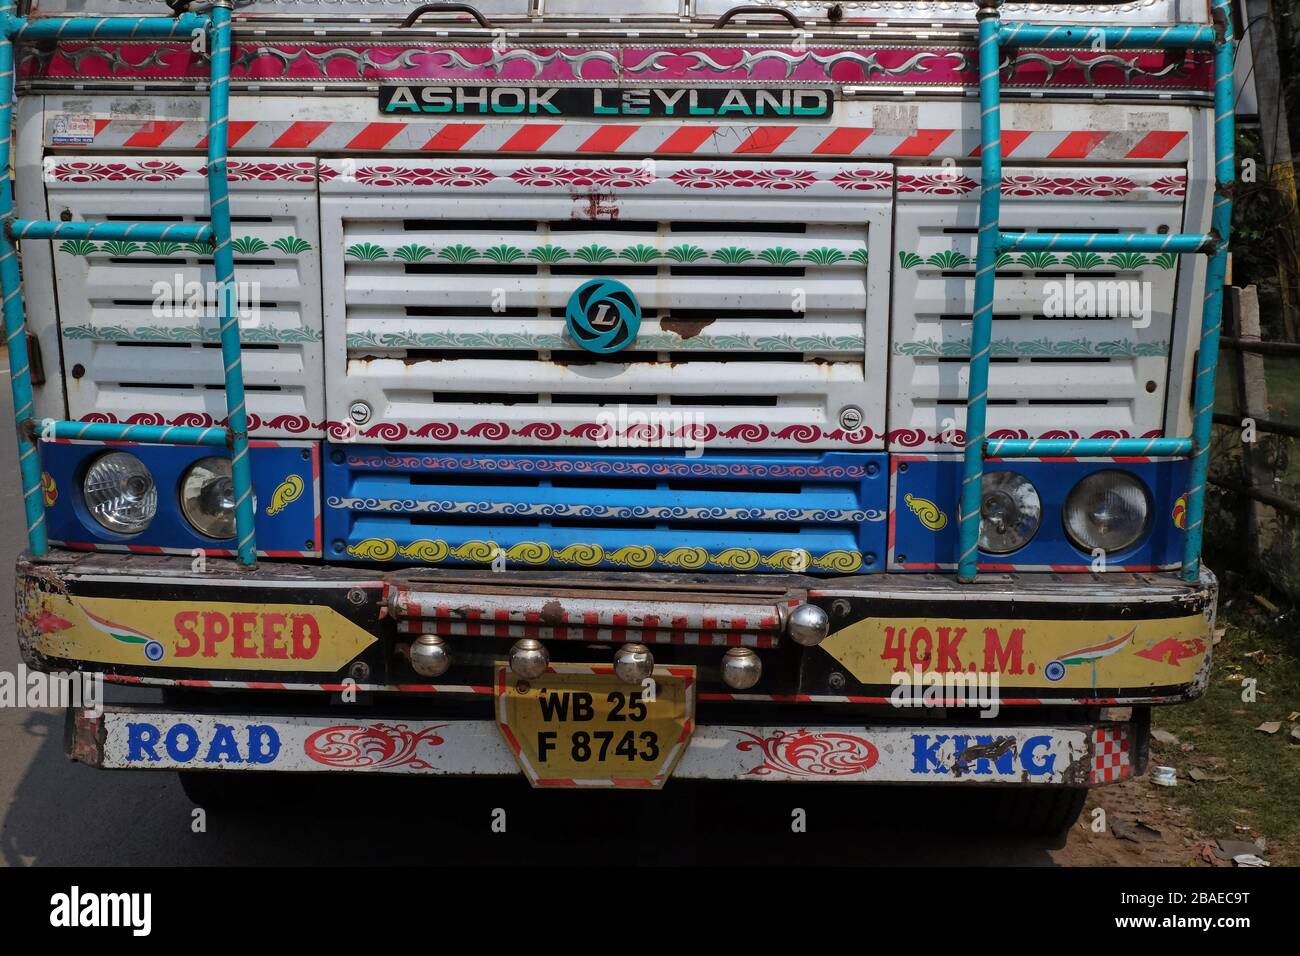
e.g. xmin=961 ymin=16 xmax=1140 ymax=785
xmin=977 ymin=469 xmax=1043 ymax=555
xmin=178 ymin=455 xmax=238 ymax=541
xmin=1062 ymin=468 xmax=1153 ymax=556
xmin=80 ymin=450 xmax=158 ymax=537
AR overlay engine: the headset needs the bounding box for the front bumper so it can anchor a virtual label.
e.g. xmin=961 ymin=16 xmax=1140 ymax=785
xmin=21 ymin=548 xmax=1211 ymax=786
xmin=67 ymin=705 xmax=1138 ymax=787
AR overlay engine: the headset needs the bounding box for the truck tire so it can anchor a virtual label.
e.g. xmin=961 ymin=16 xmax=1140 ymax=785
xmin=993 ymin=787 xmax=1089 ymax=840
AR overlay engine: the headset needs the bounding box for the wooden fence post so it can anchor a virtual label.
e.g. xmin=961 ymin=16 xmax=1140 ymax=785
xmin=1230 ymin=285 xmax=1274 ymax=547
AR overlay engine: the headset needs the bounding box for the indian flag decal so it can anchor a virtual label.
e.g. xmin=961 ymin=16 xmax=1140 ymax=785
xmin=82 ymin=607 xmax=166 ymax=663
xmin=1042 ymin=627 xmax=1135 ymax=683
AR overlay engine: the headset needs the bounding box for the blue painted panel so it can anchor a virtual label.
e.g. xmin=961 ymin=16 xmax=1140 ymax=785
xmin=41 ymin=441 xmax=319 ymax=556
xmin=891 ymin=456 xmax=1189 ymax=571
xmin=324 ymin=447 xmax=888 ymax=574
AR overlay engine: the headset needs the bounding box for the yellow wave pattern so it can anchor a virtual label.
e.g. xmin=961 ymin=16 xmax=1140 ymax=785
xmin=345 ymin=538 xmax=863 ymax=572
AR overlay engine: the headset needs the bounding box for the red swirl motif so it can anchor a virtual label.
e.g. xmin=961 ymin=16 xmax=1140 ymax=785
xmin=517 ymin=421 xmax=563 ymax=441
xmin=736 ymin=730 xmax=879 ymax=777
xmin=415 ymin=421 xmax=460 ymax=440
xmin=363 ymin=421 xmax=410 ymax=441
xmin=466 ymin=420 xmax=511 ymax=441
xmin=304 ymin=723 xmax=446 ymax=770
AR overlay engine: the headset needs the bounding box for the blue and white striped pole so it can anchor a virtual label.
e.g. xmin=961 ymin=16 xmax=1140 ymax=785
xmin=205 ymin=1 xmax=257 ymax=566
xmin=1181 ymin=0 xmax=1235 ymax=581
xmin=0 ymin=0 xmax=49 ymax=556
xmin=957 ymin=0 xmax=1005 ymax=582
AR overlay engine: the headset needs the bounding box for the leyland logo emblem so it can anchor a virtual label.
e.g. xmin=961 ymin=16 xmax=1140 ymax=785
xmin=565 ymin=279 xmax=641 ymax=354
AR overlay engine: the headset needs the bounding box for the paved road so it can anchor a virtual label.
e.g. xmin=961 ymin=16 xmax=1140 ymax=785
xmin=0 ymin=371 xmax=1072 ymax=866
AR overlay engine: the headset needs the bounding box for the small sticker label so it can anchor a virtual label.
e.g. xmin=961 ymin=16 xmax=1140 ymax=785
xmin=51 ymin=113 xmax=94 ymax=145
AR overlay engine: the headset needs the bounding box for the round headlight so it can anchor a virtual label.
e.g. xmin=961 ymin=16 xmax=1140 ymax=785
xmin=1064 ymin=470 xmax=1151 ymax=554
xmin=83 ymin=451 xmax=156 ymax=535
xmin=979 ymin=471 xmax=1041 ymax=554
xmin=180 ymin=457 xmax=236 ymax=539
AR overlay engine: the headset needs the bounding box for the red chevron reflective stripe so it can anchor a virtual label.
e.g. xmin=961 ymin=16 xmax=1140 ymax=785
xmin=1126 ymin=130 xmax=1187 ymax=159
xmin=1049 ymin=130 xmax=1109 ymax=159
xmin=812 ymin=126 xmax=872 ymax=154
xmin=420 ymin=123 xmax=484 ymax=151
xmin=270 ymin=121 xmax=332 ymax=149
xmin=346 ymin=122 xmax=406 ymax=150
xmin=123 ymin=120 xmax=183 ymax=148
xmin=499 ymin=124 xmax=563 ymax=151
xmin=576 ymin=125 xmax=640 ymax=152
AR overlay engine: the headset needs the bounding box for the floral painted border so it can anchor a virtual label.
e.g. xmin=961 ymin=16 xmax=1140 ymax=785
xmin=887 ymin=427 xmax=1165 ymax=448
xmin=344 ymin=240 xmax=867 ymax=267
xmin=325 ymin=420 xmax=877 ymax=445
xmin=346 ymin=330 xmax=864 ymax=353
xmin=895 ymin=337 xmax=1169 ymax=358
xmin=63 ymin=324 xmax=322 ymax=344
xmin=898 ymin=249 xmax=1179 ymax=271
xmin=896 ymin=172 xmax=1187 ymax=197
xmin=48 ymin=160 xmax=318 ymax=183
xmin=345 ymin=537 xmax=865 ymax=573
xmin=327 ymin=496 xmax=884 ymax=523
xmin=322 ymin=164 xmax=891 ymax=192
xmin=342 ymin=454 xmax=873 ymax=480
xmin=57 ymin=236 xmax=313 ymax=258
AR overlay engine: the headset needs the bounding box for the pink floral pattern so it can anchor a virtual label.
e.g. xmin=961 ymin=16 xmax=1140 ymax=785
xmin=735 ymin=730 xmax=880 ymax=777
xmin=668 ymin=167 xmax=819 ymax=190
xmin=509 ymin=165 xmax=656 ymax=188
xmin=1002 ymin=175 xmax=1137 ymax=197
xmin=830 ymin=168 xmax=893 ymax=191
xmin=896 ymin=173 xmax=980 ymax=195
xmin=1150 ymin=175 xmax=1188 ymax=196
xmin=304 ymin=723 xmax=446 ymax=770
xmin=51 ymin=160 xmax=188 ymax=183
xmin=51 ymin=160 xmax=319 ymax=183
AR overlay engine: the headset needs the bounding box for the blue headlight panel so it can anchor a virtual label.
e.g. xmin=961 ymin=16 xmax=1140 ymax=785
xmin=41 ymin=441 xmax=320 ymax=557
xmin=889 ymin=455 xmax=1189 ymax=571
xmin=324 ymin=447 xmax=888 ymax=574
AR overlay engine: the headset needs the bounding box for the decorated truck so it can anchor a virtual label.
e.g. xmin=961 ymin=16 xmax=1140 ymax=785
xmin=7 ymin=0 xmax=1230 ymax=832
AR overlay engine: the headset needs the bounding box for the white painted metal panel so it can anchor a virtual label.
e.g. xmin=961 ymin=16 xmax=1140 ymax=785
xmin=46 ymin=157 xmax=325 ymax=438
xmin=888 ymin=166 xmax=1187 ymax=451
xmin=320 ymin=158 xmax=892 ymax=448
xmin=95 ymin=710 xmax=1096 ymax=785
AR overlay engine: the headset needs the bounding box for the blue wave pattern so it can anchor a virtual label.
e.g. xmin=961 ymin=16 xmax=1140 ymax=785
xmin=324 ymin=448 xmax=888 ymax=573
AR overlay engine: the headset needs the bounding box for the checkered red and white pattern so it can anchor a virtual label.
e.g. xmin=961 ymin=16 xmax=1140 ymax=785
xmin=1091 ymin=725 xmax=1133 ymax=784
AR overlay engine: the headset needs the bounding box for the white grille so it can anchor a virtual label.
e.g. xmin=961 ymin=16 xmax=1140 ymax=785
xmin=320 ymin=158 xmax=893 ymax=448
xmin=45 ymin=156 xmax=324 ymax=437
xmin=888 ymin=165 xmax=1186 ymax=451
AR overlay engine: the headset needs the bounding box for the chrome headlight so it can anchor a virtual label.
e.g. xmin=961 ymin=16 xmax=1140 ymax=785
xmin=180 ymin=457 xmax=236 ymax=539
xmin=1065 ymin=470 xmax=1151 ymax=553
xmin=83 ymin=451 xmax=156 ymax=535
xmin=978 ymin=471 xmax=1042 ymax=554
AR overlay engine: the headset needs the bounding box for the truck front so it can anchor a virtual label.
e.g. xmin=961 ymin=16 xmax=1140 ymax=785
xmin=11 ymin=0 xmax=1220 ymax=831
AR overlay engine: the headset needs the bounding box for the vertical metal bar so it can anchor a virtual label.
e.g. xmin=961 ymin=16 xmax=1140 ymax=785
xmin=205 ymin=2 xmax=256 ymax=565
xmin=958 ymin=0 xmax=1004 ymax=582
xmin=0 ymin=2 xmax=48 ymax=556
xmin=1182 ymin=0 xmax=1235 ymax=581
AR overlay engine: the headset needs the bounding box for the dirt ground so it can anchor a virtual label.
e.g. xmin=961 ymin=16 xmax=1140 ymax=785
xmin=1054 ymin=771 xmax=1265 ymax=866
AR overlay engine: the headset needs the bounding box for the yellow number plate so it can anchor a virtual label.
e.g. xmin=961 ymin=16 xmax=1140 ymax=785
xmin=495 ymin=663 xmax=695 ymax=788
